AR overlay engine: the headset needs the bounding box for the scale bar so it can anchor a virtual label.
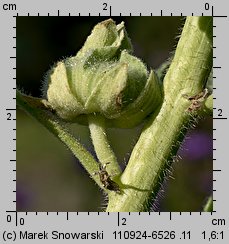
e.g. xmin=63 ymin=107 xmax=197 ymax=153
xmin=213 ymin=15 xmax=228 ymax=18
xmin=6 ymin=108 xmax=16 ymax=111
xmin=213 ymin=117 xmax=228 ymax=120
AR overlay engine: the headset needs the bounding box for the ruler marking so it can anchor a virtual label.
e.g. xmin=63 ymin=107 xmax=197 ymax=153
xmin=213 ymin=15 xmax=228 ymax=18
xmin=117 ymin=212 xmax=120 ymax=226
xmin=109 ymin=6 xmax=112 ymax=16
xmin=16 ymin=211 xmax=18 ymax=226
xmin=213 ymin=117 xmax=228 ymax=120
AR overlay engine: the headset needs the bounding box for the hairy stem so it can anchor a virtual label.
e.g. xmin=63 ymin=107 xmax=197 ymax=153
xmin=106 ymin=17 xmax=213 ymax=212
xmin=88 ymin=114 xmax=122 ymax=175
xmin=16 ymin=90 xmax=103 ymax=188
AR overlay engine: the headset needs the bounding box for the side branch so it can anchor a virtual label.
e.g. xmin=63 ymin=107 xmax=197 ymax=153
xmin=16 ymin=90 xmax=103 ymax=188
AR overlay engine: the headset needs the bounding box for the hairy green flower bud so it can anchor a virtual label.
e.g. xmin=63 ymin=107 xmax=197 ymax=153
xmin=44 ymin=19 xmax=162 ymax=128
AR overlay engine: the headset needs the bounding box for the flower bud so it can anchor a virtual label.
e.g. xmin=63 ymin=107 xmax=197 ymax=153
xmin=44 ymin=19 xmax=162 ymax=128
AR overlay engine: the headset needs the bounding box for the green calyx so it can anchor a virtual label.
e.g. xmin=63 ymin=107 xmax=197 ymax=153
xmin=44 ymin=19 xmax=162 ymax=128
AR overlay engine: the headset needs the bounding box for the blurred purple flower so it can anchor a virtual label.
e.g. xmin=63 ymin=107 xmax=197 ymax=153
xmin=179 ymin=131 xmax=212 ymax=161
xmin=16 ymin=183 xmax=33 ymax=210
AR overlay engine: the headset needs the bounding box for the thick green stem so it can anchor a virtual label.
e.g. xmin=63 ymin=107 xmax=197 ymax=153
xmin=16 ymin=90 xmax=103 ymax=188
xmin=106 ymin=17 xmax=212 ymax=212
xmin=88 ymin=114 xmax=121 ymax=176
